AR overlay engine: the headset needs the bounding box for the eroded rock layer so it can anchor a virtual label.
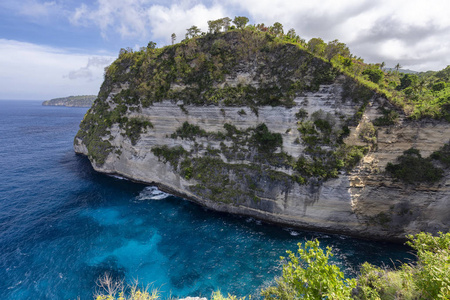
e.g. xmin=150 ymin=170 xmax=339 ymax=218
xmin=74 ymin=30 xmax=450 ymax=241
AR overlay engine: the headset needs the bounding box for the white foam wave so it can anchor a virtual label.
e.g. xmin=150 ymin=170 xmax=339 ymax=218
xmin=136 ymin=186 xmax=170 ymax=201
xmin=110 ymin=175 xmax=128 ymax=180
xmin=283 ymin=228 xmax=300 ymax=236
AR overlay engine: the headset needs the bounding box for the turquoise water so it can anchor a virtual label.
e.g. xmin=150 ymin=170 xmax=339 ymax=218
xmin=0 ymin=100 xmax=414 ymax=299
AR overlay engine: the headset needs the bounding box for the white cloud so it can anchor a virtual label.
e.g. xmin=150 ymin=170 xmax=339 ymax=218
xmin=70 ymin=0 xmax=229 ymax=44
xmin=147 ymin=3 xmax=227 ymax=43
xmin=18 ymin=0 xmax=58 ymax=18
xmin=65 ymin=57 xmax=114 ymax=80
xmin=0 ymin=0 xmax=63 ymax=20
xmin=0 ymin=39 xmax=114 ymax=100
xmin=71 ymin=0 xmax=154 ymax=40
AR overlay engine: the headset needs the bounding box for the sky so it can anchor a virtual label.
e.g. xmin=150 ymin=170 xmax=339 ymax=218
xmin=1 ymin=0 xmax=450 ymax=100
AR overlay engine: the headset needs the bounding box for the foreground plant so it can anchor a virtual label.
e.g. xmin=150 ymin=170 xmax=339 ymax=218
xmin=261 ymin=240 xmax=356 ymax=300
xmin=211 ymin=291 xmax=247 ymax=300
xmin=93 ymin=233 xmax=450 ymax=300
xmin=354 ymin=232 xmax=450 ymax=300
xmin=95 ymin=273 xmax=160 ymax=300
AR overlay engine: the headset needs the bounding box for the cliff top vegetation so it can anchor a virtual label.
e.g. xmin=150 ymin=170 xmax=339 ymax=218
xmin=103 ymin=15 xmax=450 ymax=121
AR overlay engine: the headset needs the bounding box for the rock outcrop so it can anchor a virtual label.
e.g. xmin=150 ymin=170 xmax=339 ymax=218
xmin=74 ymin=30 xmax=450 ymax=241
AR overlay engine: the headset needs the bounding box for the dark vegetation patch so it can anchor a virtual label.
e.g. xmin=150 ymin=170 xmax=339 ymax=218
xmin=373 ymin=107 xmax=399 ymax=126
xmin=386 ymin=148 xmax=444 ymax=183
xmin=430 ymin=141 xmax=450 ymax=167
xmin=294 ymin=108 xmax=370 ymax=181
xmin=123 ymin=118 xmax=153 ymax=145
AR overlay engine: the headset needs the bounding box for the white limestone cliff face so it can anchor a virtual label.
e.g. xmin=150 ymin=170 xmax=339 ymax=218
xmin=74 ymin=80 xmax=450 ymax=242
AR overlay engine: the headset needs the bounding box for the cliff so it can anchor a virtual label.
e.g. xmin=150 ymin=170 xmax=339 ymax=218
xmin=43 ymin=95 xmax=96 ymax=107
xmin=74 ymin=30 xmax=450 ymax=241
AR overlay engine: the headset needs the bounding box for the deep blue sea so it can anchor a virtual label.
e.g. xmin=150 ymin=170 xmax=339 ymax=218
xmin=0 ymin=100 xmax=414 ymax=299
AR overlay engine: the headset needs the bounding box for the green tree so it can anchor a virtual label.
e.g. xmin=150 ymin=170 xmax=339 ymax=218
xmin=261 ymin=240 xmax=356 ymax=300
xmin=233 ymin=16 xmax=249 ymax=29
xmin=185 ymin=25 xmax=202 ymax=39
xmin=286 ymin=28 xmax=297 ymax=40
xmin=406 ymin=232 xmax=450 ymax=299
xmin=362 ymin=67 xmax=384 ymax=84
xmin=355 ymin=232 xmax=450 ymax=300
xmin=341 ymin=57 xmax=353 ymax=69
xmin=395 ymin=63 xmax=402 ymax=74
xmin=147 ymin=41 xmax=157 ymax=49
xmin=307 ymin=38 xmax=326 ymax=56
xmin=324 ymin=39 xmax=350 ymax=61
xmin=255 ymin=23 xmax=268 ymax=32
xmin=416 ymin=78 xmax=426 ymax=93
xmin=171 ymin=33 xmax=176 ymax=45
xmin=208 ymin=19 xmax=223 ymax=34
xmin=435 ymin=65 xmax=450 ymax=81
xmin=398 ymin=73 xmax=418 ymax=90
xmin=271 ymin=22 xmax=284 ymax=37
xmin=432 ymin=81 xmax=446 ymax=92
xmin=222 ymin=17 xmax=232 ymax=31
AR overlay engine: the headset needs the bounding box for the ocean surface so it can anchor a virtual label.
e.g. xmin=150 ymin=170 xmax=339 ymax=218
xmin=0 ymin=100 xmax=414 ymax=300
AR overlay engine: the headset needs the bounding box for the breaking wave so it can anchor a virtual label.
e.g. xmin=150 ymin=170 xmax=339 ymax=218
xmin=136 ymin=186 xmax=170 ymax=201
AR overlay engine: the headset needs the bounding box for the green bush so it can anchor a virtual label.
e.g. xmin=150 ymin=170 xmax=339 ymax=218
xmin=261 ymin=239 xmax=356 ymax=300
xmin=373 ymin=109 xmax=399 ymax=126
xmin=151 ymin=145 xmax=188 ymax=166
xmin=354 ymin=232 xmax=450 ymax=300
xmin=123 ymin=118 xmax=153 ymax=145
xmin=430 ymin=141 xmax=450 ymax=167
xmin=405 ymin=232 xmax=450 ymax=299
xmin=432 ymin=81 xmax=446 ymax=92
xmin=386 ymin=148 xmax=444 ymax=183
xmin=397 ymin=74 xmax=418 ymax=91
xmin=359 ymin=122 xmax=376 ymax=144
xmin=362 ymin=68 xmax=384 ymax=84
xmin=171 ymin=122 xmax=207 ymax=140
xmin=253 ymin=123 xmax=282 ymax=152
xmin=295 ymin=108 xmax=308 ymax=120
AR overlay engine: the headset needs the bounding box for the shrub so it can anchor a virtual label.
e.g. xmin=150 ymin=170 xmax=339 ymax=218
xmin=151 ymin=145 xmax=188 ymax=166
xmin=359 ymin=122 xmax=376 ymax=144
xmin=212 ymin=291 xmax=247 ymax=300
xmin=94 ymin=273 xmax=160 ymax=300
xmin=295 ymin=108 xmax=308 ymax=120
xmin=397 ymin=74 xmax=418 ymax=90
xmin=405 ymin=232 xmax=450 ymax=299
xmin=261 ymin=240 xmax=356 ymax=300
xmin=354 ymin=232 xmax=450 ymax=300
xmin=253 ymin=123 xmax=282 ymax=152
xmin=430 ymin=141 xmax=450 ymax=167
xmin=123 ymin=118 xmax=153 ymax=145
xmin=386 ymin=148 xmax=444 ymax=183
xmin=373 ymin=109 xmax=399 ymax=126
xmin=362 ymin=68 xmax=384 ymax=84
xmin=238 ymin=109 xmax=247 ymax=116
xmin=171 ymin=122 xmax=207 ymax=140
xmin=432 ymin=81 xmax=446 ymax=92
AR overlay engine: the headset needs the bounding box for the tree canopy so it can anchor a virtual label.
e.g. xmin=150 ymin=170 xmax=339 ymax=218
xmin=233 ymin=16 xmax=249 ymax=29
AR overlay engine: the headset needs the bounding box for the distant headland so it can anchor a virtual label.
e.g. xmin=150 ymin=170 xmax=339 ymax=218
xmin=42 ymin=95 xmax=96 ymax=107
